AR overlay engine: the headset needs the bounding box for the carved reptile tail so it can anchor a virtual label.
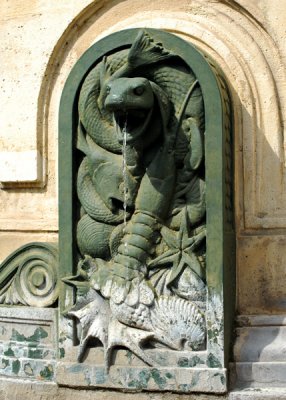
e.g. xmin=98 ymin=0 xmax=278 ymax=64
xmin=128 ymin=30 xmax=175 ymax=69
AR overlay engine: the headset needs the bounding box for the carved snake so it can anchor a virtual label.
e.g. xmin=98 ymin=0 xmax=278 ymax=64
xmin=76 ymin=31 xmax=205 ymax=261
xmin=66 ymin=31 xmax=207 ymax=365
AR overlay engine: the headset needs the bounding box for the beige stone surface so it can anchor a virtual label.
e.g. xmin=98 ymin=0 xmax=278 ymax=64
xmin=0 ymin=377 xmax=227 ymax=400
xmin=1 ymin=378 xmax=286 ymax=399
xmin=0 ymin=232 xmax=58 ymax=263
xmin=237 ymin=235 xmax=286 ymax=314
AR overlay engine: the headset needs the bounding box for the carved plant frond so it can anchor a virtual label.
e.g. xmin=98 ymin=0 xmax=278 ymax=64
xmin=0 ymin=279 xmax=27 ymax=305
xmin=128 ymin=30 xmax=175 ymax=69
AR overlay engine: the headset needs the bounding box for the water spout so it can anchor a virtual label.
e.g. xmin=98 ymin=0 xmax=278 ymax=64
xmin=122 ymin=118 xmax=128 ymax=253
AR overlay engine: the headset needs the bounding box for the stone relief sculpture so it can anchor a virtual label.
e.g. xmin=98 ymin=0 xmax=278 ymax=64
xmin=0 ymin=26 xmax=232 ymax=393
xmin=64 ymin=30 xmax=207 ymax=368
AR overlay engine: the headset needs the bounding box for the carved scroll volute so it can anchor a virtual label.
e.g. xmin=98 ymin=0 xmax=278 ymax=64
xmin=0 ymin=243 xmax=59 ymax=307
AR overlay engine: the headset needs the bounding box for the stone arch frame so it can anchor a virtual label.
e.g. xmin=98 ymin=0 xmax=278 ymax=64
xmin=58 ymin=28 xmax=235 ymax=393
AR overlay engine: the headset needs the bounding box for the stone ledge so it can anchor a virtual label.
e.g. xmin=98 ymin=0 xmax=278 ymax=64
xmin=0 ymin=378 xmax=286 ymax=400
xmin=231 ymin=362 xmax=286 ymax=389
xmin=236 ymin=315 xmax=286 ymax=327
xmin=229 ymin=389 xmax=286 ymax=399
xmin=57 ymin=362 xmax=227 ymax=393
xmin=231 ymin=314 xmax=286 ymax=390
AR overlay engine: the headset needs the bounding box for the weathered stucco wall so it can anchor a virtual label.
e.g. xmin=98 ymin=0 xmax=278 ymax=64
xmin=0 ymin=0 xmax=286 ymax=397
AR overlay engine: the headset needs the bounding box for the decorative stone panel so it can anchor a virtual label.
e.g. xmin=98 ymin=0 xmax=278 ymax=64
xmin=57 ymin=28 xmax=235 ymax=393
xmin=0 ymin=307 xmax=57 ymax=382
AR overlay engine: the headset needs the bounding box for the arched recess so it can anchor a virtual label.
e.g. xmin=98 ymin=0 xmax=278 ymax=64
xmin=41 ymin=0 xmax=285 ymax=231
xmin=57 ymin=27 xmax=235 ymax=393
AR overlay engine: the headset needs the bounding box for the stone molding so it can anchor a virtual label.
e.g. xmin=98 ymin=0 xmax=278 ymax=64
xmin=231 ymin=315 xmax=286 ymax=389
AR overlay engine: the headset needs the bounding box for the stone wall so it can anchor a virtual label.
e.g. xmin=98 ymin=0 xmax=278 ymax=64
xmin=0 ymin=0 xmax=286 ymax=398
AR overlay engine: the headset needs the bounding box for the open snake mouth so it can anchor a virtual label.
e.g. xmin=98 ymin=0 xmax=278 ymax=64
xmin=113 ymin=108 xmax=153 ymax=144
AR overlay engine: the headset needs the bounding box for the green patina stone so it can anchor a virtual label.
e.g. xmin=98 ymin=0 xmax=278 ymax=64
xmin=11 ymin=327 xmax=48 ymax=344
xmin=12 ymin=359 xmax=20 ymax=374
xmin=1 ymin=359 xmax=9 ymax=369
xmin=4 ymin=348 xmax=14 ymax=357
xmin=178 ymin=357 xmax=189 ymax=368
xmin=178 ymin=355 xmax=203 ymax=368
xmin=150 ymin=369 xmax=167 ymax=389
xmin=95 ymin=369 xmax=106 ymax=385
xmin=40 ymin=365 xmax=54 ymax=380
xmin=59 ymin=347 xmax=65 ymax=358
xmin=207 ymin=353 xmax=222 ymax=368
xmin=28 ymin=348 xmax=44 ymax=359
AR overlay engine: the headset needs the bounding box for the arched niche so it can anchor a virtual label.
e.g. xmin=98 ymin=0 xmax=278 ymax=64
xmin=58 ymin=28 xmax=235 ymax=393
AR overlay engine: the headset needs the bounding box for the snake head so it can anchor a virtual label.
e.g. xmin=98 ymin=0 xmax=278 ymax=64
xmin=104 ymin=77 xmax=156 ymax=147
